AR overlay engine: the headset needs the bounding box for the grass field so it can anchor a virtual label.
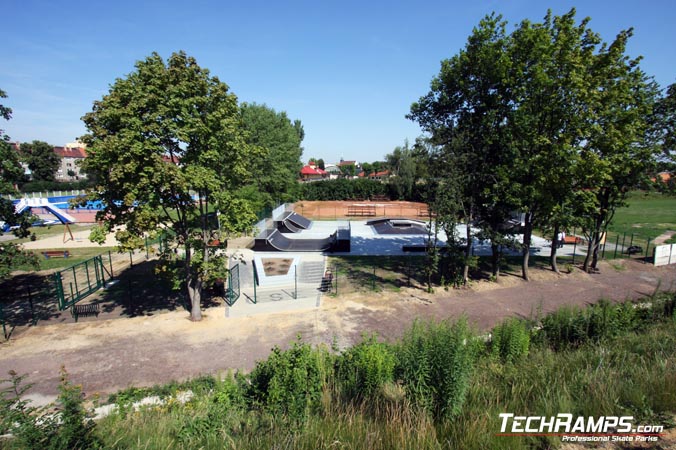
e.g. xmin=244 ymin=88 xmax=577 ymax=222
xmin=606 ymin=192 xmax=676 ymax=250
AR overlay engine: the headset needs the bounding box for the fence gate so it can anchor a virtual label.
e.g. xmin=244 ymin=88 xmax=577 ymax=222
xmin=225 ymin=264 xmax=240 ymax=306
xmin=54 ymin=255 xmax=111 ymax=310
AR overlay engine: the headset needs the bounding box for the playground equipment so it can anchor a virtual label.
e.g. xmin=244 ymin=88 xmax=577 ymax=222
xmin=15 ymin=198 xmax=76 ymax=242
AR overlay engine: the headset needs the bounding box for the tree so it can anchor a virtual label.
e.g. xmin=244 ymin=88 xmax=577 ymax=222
xmin=0 ymin=89 xmax=38 ymax=278
xmin=240 ymin=103 xmax=304 ymax=209
xmin=578 ymin=30 xmax=659 ymax=271
xmin=409 ymin=14 xmax=518 ymax=278
xmin=19 ymin=140 xmax=60 ymax=182
xmin=386 ymin=140 xmax=418 ymax=200
xmin=81 ymin=52 xmax=261 ymax=321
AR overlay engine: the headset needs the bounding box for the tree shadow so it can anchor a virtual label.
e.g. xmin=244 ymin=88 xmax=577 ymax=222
xmin=91 ymin=260 xmax=221 ymax=318
xmin=0 ymin=273 xmax=66 ymax=334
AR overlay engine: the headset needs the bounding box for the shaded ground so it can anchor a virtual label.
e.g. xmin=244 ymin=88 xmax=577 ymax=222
xmin=0 ymin=259 xmax=674 ymax=406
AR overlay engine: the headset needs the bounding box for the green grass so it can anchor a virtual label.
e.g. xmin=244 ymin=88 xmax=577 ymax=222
xmin=86 ymin=294 xmax=676 ymax=450
xmin=604 ymin=191 xmax=676 ymax=256
xmin=14 ymin=247 xmax=117 ymax=272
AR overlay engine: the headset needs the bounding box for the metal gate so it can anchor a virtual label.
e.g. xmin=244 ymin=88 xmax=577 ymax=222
xmin=225 ymin=264 xmax=240 ymax=306
xmin=53 ymin=255 xmax=111 ymax=310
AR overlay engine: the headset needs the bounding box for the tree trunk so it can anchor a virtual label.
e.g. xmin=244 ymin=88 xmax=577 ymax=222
xmin=463 ymin=219 xmax=472 ymax=285
xmin=184 ymin=241 xmax=203 ymax=321
xmin=550 ymin=223 xmax=560 ymax=273
xmin=521 ymin=214 xmax=533 ymax=281
xmin=590 ymin=230 xmax=601 ymax=270
xmin=491 ymin=242 xmax=500 ymax=278
xmin=187 ymin=277 xmax=202 ymax=321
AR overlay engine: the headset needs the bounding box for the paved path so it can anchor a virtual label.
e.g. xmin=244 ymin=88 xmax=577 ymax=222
xmin=0 ymin=259 xmax=674 ymax=406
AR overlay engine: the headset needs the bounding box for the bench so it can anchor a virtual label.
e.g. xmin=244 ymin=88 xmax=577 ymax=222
xmin=347 ymin=205 xmax=376 ymax=217
xmin=71 ymin=303 xmax=100 ymax=322
xmin=43 ymin=250 xmax=71 ymax=259
xmin=562 ymin=236 xmax=583 ymax=245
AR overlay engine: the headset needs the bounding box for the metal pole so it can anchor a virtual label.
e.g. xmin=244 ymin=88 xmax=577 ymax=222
xmin=109 ymin=251 xmax=114 ymax=278
xmin=372 ymin=264 xmax=376 ymax=291
xmin=294 ymin=265 xmax=298 ymax=299
xmin=28 ymin=287 xmax=35 ymax=325
xmin=614 ymin=235 xmax=619 ymax=259
xmin=72 ymin=267 xmax=79 ymax=297
xmin=253 ymin=265 xmax=257 ymax=304
xmin=85 ymin=260 xmax=91 ymax=291
xmin=629 ymin=233 xmax=634 ymax=255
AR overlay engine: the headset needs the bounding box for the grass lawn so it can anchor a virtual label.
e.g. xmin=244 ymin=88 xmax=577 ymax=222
xmin=14 ymin=247 xmax=117 ymax=272
xmin=608 ymin=192 xmax=676 ymax=240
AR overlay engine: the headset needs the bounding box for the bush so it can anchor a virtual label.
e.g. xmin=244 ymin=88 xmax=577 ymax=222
xmin=394 ymin=318 xmax=478 ymax=420
xmin=335 ymin=334 xmax=395 ymax=401
xmin=0 ymin=367 xmax=100 ymax=450
xmin=490 ymin=318 xmax=530 ymax=363
xmin=245 ymin=338 xmax=332 ymax=421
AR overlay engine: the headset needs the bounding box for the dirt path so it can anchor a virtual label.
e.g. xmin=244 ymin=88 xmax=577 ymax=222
xmin=1 ymin=259 xmax=674 ymax=403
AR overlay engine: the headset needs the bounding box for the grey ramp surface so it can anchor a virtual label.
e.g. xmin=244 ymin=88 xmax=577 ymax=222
xmin=286 ymin=212 xmax=312 ymax=230
xmin=257 ymin=229 xmax=335 ymax=252
xmin=278 ymin=220 xmax=303 ymax=233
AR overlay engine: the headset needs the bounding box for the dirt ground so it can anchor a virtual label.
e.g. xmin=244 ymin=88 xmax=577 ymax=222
xmin=1 ymin=259 xmax=675 ymax=408
xmin=293 ymin=200 xmax=429 ymax=220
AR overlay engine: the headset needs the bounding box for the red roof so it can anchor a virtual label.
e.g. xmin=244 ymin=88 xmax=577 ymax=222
xmin=54 ymin=147 xmax=87 ymax=158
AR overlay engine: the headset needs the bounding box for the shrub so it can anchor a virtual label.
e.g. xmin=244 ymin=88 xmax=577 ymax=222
xmin=246 ymin=338 xmax=332 ymax=421
xmin=490 ymin=318 xmax=530 ymax=363
xmin=394 ymin=318 xmax=478 ymax=420
xmin=335 ymin=334 xmax=395 ymax=401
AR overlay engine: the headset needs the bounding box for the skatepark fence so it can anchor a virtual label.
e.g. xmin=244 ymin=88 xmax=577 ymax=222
xmin=225 ymin=263 xmax=241 ymax=306
xmin=54 ymin=254 xmax=113 ymax=310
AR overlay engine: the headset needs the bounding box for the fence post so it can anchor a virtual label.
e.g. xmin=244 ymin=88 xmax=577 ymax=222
xmin=621 ymin=233 xmax=627 ymax=258
xmin=253 ymin=264 xmax=257 ymax=304
xmin=27 ymin=286 xmax=36 ymax=325
xmin=372 ymin=264 xmax=376 ymax=291
xmin=294 ymin=265 xmax=298 ymax=300
xmin=572 ymin=234 xmax=577 ymax=265
xmin=108 ymin=251 xmax=114 ymax=278
xmin=613 ymin=235 xmax=619 ymax=259
xmin=645 ymin=238 xmax=651 ymax=264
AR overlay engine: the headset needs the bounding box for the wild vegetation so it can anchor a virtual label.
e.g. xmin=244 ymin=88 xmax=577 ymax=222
xmin=2 ymin=292 xmax=674 ymax=449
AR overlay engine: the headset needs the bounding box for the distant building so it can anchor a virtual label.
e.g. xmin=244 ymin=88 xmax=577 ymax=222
xmin=54 ymin=145 xmax=87 ymax=181
xmin=300 ymin=160 xmax=328 ymax=182
xmin=323 ymin=163 xmax=342 ymax=179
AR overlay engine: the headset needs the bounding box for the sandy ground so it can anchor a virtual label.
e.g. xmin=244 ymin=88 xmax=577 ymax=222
xmin=1 ymin=258 xmax=674 ymax=409
xmin=20 ymin=227 xmax=121 ymax=250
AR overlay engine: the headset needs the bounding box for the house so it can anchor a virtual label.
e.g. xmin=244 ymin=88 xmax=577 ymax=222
xmin=54 ymin=144 xmax=87 ymax=181
xmin=299 ymin=161 xmax=328 ymax=182
xmin=323 ymin=163 xmax=342 ymax=180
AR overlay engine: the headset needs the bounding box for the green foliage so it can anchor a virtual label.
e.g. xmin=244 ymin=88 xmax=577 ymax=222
xmin=490 ymin=318 xmax=530 ymax=363
xmin=300 ymin=178 xmax=387 ymax=201
xmin=394 ymin=318 xmax=478 ymax=420
xmin=246 ymin=338 xmax=331 ymax=421
xmin=0 ymin=368 xmax=100 ymax=450
xmin=19 ymin=179 xmax=94 ymax=193
xmin=81 ymin=51 xmax=261 ymax=320
xmin=335 ymin=334 xmax=395 ymax=401
xmin=19 ymin=141 xmax=60 ymax=182
xmin=535 ymin=294 xmax=676 ymax=350
xmin=240 ymin=103 xmax=304 ymax=207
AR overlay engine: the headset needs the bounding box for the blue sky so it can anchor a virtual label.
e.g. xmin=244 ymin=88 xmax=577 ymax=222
xmin=2 ymin=0 xmax=675 ymax=164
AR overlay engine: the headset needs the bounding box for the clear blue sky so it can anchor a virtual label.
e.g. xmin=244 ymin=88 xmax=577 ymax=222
xmin=2 ymin=0 xmax=675 ymax=164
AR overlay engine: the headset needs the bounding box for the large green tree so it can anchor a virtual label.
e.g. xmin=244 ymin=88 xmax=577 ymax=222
xmin=81 ymin=52 xmax=261 ymax=321
xmin=0 ymin=89 xmax=38 ymax=278
xmin=240 ymin=103 xmax=304 ymax=209
xmin=19 ymin=140 xmax=60 ymax=182
xmin=578 ymin=30 xmax=659 ymax=271
xmin=409 ymin=14 xmax=518 ymax=278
